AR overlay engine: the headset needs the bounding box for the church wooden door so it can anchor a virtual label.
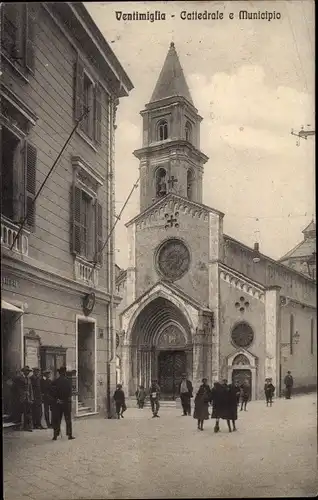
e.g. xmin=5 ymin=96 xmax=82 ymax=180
xmin=232 ymin=369 xmax=252 ymax=393
xmin=158 ymin=350 xmax=186 ymax=400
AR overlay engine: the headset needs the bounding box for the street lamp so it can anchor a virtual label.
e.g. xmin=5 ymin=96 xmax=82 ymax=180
xmin=252 ymin=242 xmax=261 ymax=263
xmin=306 ymin=252 xmax=316 ymax=279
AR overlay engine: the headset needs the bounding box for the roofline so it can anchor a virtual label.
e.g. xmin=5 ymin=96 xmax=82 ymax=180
xmin=125 ymin=193 xmax=224 ymax=227
xmin=279 ymin=240 xmax=305 ymax=261
xmin=68 ymin=3 xmax=134 ymax=94
xmin=223 ymin=234 xmax=315 ymax=283
xmin=219 ymin=262 xmax=266 ymax=291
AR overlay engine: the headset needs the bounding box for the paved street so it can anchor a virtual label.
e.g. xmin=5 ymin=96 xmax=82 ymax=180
xmin=3 ymin=393 xmax=317 ymax=499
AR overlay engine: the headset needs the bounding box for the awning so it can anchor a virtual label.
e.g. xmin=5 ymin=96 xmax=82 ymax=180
xmin=1 ymin=300 xmax=24 ymax=313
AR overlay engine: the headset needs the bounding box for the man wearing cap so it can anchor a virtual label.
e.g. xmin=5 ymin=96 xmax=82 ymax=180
xmin=51 ymin=367 xmax=75 ymax=440
xmin=15 ymin=366 xmax=34 ymax=431
xmin=41 ymin=370 xmax=52 ymax=428
xmin=30 ymin=367 xmax=45 ymax=429
xmin=178 ymin=373 xmax=193 ymax=416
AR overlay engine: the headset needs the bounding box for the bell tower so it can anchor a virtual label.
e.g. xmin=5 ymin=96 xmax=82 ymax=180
xmin=134 ymin=42 xmax=209 ymax=212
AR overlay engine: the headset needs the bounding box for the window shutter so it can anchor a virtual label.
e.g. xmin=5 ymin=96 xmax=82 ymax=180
xmin=95 ymin=201 xmax=103 ymax=264
xmin=24 ymin=142 xmax=37 ymax=229
xmin=71 ymin=185 xmax=82 ymax=254
xmin=74 ymin=55 xmax=84 ymax=122
xmin=25 ymin=4 xmax=36 ymax=72
xmin=94 ymin=83 xmax=102 ymax=144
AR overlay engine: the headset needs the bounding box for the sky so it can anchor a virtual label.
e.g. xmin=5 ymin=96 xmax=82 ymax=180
xmin=86 ymin=0 xmax=315 ymax=269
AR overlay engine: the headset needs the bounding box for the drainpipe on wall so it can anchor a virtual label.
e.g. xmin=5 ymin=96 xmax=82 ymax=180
xmin=105 ymin=97 xmax=119 ymax=419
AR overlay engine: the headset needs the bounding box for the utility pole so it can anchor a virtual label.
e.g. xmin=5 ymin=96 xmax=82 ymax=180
xmin=291 ymin=125 xmax=315 ymax=146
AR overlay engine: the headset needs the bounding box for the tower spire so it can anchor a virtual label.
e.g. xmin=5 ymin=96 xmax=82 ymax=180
xmin=150 ymin=42 xmax=194 ymax=105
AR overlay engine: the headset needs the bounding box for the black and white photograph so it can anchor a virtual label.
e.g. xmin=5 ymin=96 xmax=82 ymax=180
xmin=1 ymin=1 xmax=316 ymax=498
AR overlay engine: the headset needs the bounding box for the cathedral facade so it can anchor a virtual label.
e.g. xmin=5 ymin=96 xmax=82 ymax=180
xmin=115 ymin=43 xmax=316 ymax=400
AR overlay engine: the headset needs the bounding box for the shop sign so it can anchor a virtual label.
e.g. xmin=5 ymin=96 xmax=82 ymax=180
xmin=2 ymin=276 xmax=19 ymax=288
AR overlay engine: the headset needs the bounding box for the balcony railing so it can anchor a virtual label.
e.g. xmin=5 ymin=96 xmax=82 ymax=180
xmin=74 ymin=256 xmax=99 ymax=287
xmin=1 ymin=216 xmax=29 ymax=255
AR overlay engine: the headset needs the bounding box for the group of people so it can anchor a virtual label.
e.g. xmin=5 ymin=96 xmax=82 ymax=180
xmin=8 ymin=365 xmax=75 ymax=441
xmin=193 ymin=378 xmax=251 ymax=432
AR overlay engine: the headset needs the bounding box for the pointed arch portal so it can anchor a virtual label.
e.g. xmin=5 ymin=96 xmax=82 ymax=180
xmin=127 ymin=297 xmax=193 ymax=398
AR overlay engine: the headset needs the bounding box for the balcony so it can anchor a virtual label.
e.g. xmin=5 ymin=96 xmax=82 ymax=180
xmin=74 ymin=256 xmax=99 ymax=287
xmin=1 ymin=216 xmax=29 ymax=256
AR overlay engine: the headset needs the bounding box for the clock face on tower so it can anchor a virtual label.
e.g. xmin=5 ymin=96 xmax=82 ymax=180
xmin=157 ymin=239 xmax=190 ymax=281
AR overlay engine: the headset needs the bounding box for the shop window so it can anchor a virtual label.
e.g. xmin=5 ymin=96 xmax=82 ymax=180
xmin=40 ymin=346 xmax=67 ymax=380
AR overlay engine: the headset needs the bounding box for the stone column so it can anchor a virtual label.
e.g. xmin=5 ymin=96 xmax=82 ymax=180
xmin=193 ymin=331 xmax=205 ymax=392
xmin=121 ymin=343 xmax=130 ymax=394
xmin=265 ymin=286 xmax=281 ymax=392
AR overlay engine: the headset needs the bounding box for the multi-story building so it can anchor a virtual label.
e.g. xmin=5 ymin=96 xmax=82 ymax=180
xmin=1 ymin=2 xmax=133 ymax=419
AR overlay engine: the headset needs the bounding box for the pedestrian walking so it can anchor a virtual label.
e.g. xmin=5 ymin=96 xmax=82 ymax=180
xmin=135 ymin=385 xmax=146 ymax=409
xmin=240 ymin=379 xmax=251 ymax=411
xmin=51 ymin=367 xmax=75 ymax=440
xmin=178 ymin=373 xmax=193 ymax=416
xmin=14 ymin=366 xmax=34 ymax=432
xmin=284 ymin=371 xmax=294 ymax=399
xmin=149 ymin=380 xmax=160 ymax=418
xmin=30 ymin=368 xmax=45 ymax=429
xmin=233 ymin=381 xmax=241 ymax=406
xmin=41 ymin=370 xmax=53 ymax=427
xmin=193 ymin=378 xmax=211 ymax=431
xmin=264 ymin=378 xmax=275 ymax=407
xmin=113 ymin=384 xmax=127 ymax=419
xmin=226 ymin=383 xmax=238 ymax=432
xmin=211 ymin=380 xmax=236 ymax=433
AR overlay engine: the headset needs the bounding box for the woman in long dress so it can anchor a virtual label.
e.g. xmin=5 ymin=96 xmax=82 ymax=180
xmin=193 ymin=378 xmax=211 ymax=431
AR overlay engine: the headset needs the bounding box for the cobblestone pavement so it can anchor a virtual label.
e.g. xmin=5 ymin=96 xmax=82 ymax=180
xmin=3 ymin=393 xmax=317 ymax=499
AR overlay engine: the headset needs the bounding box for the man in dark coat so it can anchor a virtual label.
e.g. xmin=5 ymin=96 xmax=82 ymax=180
xmin=178 ymin=373 xmax=193 ymax=416
xmin=211 ymin=380 xmax=236 ymax=433
xmin=240 ymin=380 xmax=251 ymax=411
xmin=113 ymin=384 xmax=126 ymax=419
xmin=13 ymin=366 xmax=34 ymax=431
xmin=149 ymin=380 xmax=161 ymax=418
xmin=284 ymin=371 xmax=293 ymax=399
xmin=51 ymin=367 xmax=75 ymax=440
xmin=41 ymin=370 xmax=53 ymax=427
xmin=30 ymin=367 xmax=45 ymax=429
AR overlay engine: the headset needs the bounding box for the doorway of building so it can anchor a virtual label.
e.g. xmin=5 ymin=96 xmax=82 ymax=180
xmin=77 ymin=320 xmax=96 ymax=413
xmin=232 ymin=369 xmax=252 ymax=393
xmin=158 ymin=350 xmax=186 ymax=400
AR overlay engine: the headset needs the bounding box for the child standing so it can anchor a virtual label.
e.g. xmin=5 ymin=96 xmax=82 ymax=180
xmin=113 ymin=384 xmax=126 ymax=419
xmin=264 ymin=378 xmax=275 ymax=407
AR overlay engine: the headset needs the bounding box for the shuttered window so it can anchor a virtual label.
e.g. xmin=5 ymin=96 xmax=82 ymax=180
xmin=74 ymin=54 xmax=102 ymax=144
xmin=24 ymin=142 xmax=37 ymax=229
xmin=1 ymin=3 xmax=35 ymax=73
xmin=71 ymin=184 xmax=103 ymax=263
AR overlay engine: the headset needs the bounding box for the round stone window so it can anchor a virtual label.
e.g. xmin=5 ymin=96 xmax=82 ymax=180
xmin=157 ymin=239 xmax=190 ymax=281
xmin=231 ymin=322 xmax=254 ymax=348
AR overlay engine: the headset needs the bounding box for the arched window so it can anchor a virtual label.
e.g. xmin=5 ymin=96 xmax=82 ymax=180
xmin=155 ymin=167 xmax=167 ymax=197
xmin=290 ymin=314 xmax=294 ymax=355
xmin=157 ymin=120 xmax=168 ymax=141
xmin=185 ymin=121 xmax=192 ymax=142
xmin=187 ymin=169 xmax=194 ymax=200
xmin=232 ymin=354 xmax=250 ymax=366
